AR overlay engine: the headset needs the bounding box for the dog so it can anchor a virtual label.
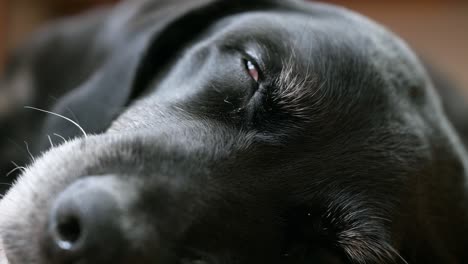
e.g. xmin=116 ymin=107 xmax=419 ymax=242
xmin=1 ymin=0 xmax=468 ymax=263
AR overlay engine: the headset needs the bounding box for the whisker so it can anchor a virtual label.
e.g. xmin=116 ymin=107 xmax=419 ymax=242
xmin=65 ymin=106 xmax=80 ymax=125
xmin=53 ymin=133 xmax=67 ymax=143
xmin=6 ymin=162 xmax=26 ymax=177
xmin=24 ymin=141 xmax=34 ymax=161
xmin=47 ymin=135 xmax=54 ymax=148
xmin=24 ymin=106 xmax=88 ymax=138
xmin=10 ymin=161 xmax=21 ymax=168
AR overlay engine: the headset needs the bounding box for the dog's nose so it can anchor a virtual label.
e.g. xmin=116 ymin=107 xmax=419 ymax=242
xmin=45 ymin=177 xmax=126 ymax=263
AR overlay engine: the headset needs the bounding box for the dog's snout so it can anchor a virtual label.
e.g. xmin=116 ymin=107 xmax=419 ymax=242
xmin=45 ymin=176 xmax=126 ymax=263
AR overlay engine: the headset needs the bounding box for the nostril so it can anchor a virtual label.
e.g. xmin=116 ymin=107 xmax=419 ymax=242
xmin=45 ymin=176 xmax=128 ymax=263
xmin=53 ymin=214 xmax=82 ymax=250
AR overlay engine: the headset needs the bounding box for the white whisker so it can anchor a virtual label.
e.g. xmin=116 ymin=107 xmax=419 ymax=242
xmin=53 ymin=133 xmax=67 ymax=143
xmin=24 ymin=141 xmax=34 ymax=161
xmin=24 ymin=106 xmax=88 ymax=138
xmin=6 ymin=166 xmax=25 ymax=177
xmin=8 ymin=161 xmax=27 ymax=177
xmin=47 ymin=135 xmax=54 ymax=148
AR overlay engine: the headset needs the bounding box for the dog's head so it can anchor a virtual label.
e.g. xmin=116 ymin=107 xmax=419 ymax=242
xmin=1 ymin=0 xmax=468 ymax=263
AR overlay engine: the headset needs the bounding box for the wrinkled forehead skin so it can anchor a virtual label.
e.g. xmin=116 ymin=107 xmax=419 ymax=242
xmin=1 ymin=1 xmax=462 ymax=264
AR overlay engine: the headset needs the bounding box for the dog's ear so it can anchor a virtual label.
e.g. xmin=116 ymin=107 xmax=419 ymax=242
xmin=39 ymin=0 xmax=219 ymax=148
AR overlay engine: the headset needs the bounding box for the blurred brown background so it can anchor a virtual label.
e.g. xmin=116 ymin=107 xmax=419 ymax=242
xmin=0 ymin=0 xmax=118 ymax=72
xmin=0 ymin=0 xmax=467 ymax=95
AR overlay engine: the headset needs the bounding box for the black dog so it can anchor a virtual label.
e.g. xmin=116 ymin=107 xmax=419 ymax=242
xmin=1 ymin=0 xmax=468 ymax=263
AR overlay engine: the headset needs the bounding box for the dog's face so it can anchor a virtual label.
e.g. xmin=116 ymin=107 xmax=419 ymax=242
xmin=1 ymin=1 xmax=467 ymax=264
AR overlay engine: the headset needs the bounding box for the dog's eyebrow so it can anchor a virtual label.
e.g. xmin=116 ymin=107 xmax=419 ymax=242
xmin=271 ymin=58 xmax=324 ymax=120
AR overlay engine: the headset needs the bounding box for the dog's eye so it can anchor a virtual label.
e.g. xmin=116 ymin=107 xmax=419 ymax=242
xmin=244 ymin=59 xmax=260 ymax=82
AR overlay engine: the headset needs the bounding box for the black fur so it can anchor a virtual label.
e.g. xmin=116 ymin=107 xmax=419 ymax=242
xmin=0 ymin=0 xmax=467 ymax=263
